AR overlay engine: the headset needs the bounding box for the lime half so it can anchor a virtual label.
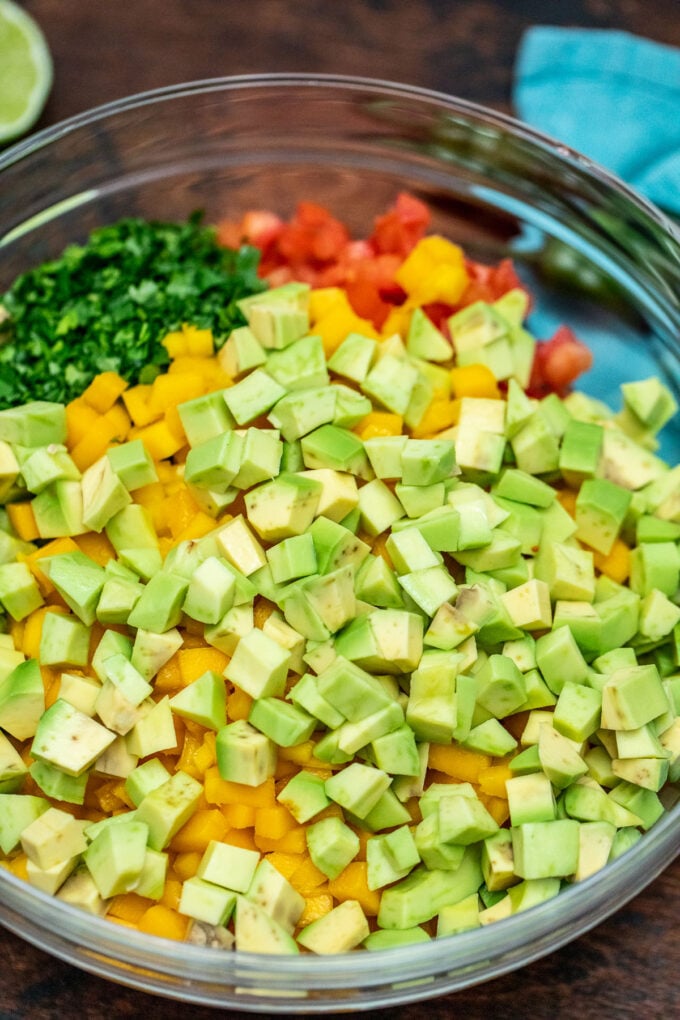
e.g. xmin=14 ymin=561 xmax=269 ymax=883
xmin=0 ymin=0 xmax=53 ymax=143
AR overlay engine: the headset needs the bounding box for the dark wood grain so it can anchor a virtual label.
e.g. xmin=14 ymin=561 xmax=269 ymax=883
xmin=4 ymin=1 xmax=680 ymax=1016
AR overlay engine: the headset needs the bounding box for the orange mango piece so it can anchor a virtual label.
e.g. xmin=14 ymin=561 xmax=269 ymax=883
xmin=108 ymin=893 xmax=152 ymax=923
xmin=170 ymin=809 xmax=229 ymax=854
xmin=428 ymin=744 xmax=492 ymax=783
xmin=450 ymin=363 xmax=501 ymax=400
xmin=137 ymin=905 xmax=189 ymax=941
xmin=81 ymin=371 xmax=129 ymax=413
xmin=592 ymin=537 xmax=630 ymax=584
xmin=328 ymin=861 xmax=381 ymax=916
xmin=203 ymin=770 xmax=275 ymax=808
xmin=297 ymin=892 xmax=334 ymax=927
xmin=6 ymin=502 xmax=39 ymax=541
xmin=178 ymin=646 xmax=229 ymax=686
xmin=395 ymin=235 xmax=469 ymax=305
xmin=354 ymin=411 xmax=403 ymax=440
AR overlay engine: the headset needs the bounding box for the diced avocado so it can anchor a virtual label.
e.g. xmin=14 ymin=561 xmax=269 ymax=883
xmin=0 ymin=658 xmax=45 ymax=739
xmin=277 ymin=770 xmax=330 ymax=823
xmin=234 ymin=896 xmax=299 ymax=954
xmin=223 ymin=369 xmax=286 ymax=425
xmin=135 ymin=770 xmax=203 ymax=850
xmin=0 ymin=793 xmax=49 ymax=854
xmin=29 ymin=760 xmax=88 ymax=804
xmin=0 ymin=730 xmax=28 ymax=792
xmin=130 ymin=627 xmax=182 ymax=683
xmin=215 ymin=719 xmax=277 ymax=787
xmin=81 ymin=455 xmax=132 ymax=532
xmin=378 ymin=847 xmax=483 ymax=929
xmin=0 ymin=561 xmax=43 ymax=621
xmin=245 ymin=856 xmax=305 ymax=933
xmin=127 ymin=696 xmax=177 ymax=758
xmin=31 ymin=480 xmax=85 ymax=539
xmin=31 ymin=698 xmax=115 ymax=776
xmin=325 ymin=762 xmax=391 ymax=819
xmin=0 ymin=401 xmax=67 ymax=447
xmin=197 ymin=840 xmax=260 ymax=893
xmin=20 ymin=806 xmax=88 ymax=870
xmin=306 ymin=816 xmax=360 ymax=880
xmin=179 ymin=876 xmax=237 ymax=926
xmin=184 ymin=431 xmax=244 ymax=491
xmin=298 ymin=899 xmax=370 ymax=954
xmin=511 ymin=819 xmax=580 ymax=879
xmin=245 ymin=473 xmax=322 ymax=542
xmin=84 ymin=819 xmax=149 ymax=898
xmin=248 ymin=696 xmax=316 ymax=747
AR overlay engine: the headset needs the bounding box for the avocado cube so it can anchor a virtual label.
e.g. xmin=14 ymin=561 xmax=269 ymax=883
xmin=219 ymin=325 xmax=267 ymax=378
xmin=248 ymin=696 xmax=316 ymax=747
xmin=169 ymin=670 xmax=226 ymax=732
xmin=266 ymin=334 xmax=329 ymax=391
xmin=364 ymin=435 xmax=408 ymax=479
xmin=325 ymin=762 xmax=391 ymax=818
xmin=106 ymin=438 xmax=158 ymax=490
xmin=184 ymin=431 xmax=244 ymax=491
xmin=267 ymin=387 xmax=337 ymax=442
xmin=29 ymin=760 xmax=88 ymax=804
xmin=238 ymin=282 xmax=310 ymax=350
xmin=135 ymin=770 xmax=203 ymax=850
xmin=538 ymin=724 xmax=588 ymax=789
xmin=81 ymin=455 xmax=132 ymax=532
xmin=215 ymin=515 xmax=267 ymax=576
xmin=0 ymin=793 xmax=50 ymax=854
xmin=511 ymin=819 xmax=580 ymax=879
xmin=182 ymin=556 xmax=236 ymax=626
xmin=20 ymin=443 xmax=80 ymax=495
xmin=234 ymin=896 xmax=299 ymax=954
xmin=414 ymin=812 xmax=467 ymax=871
xmin=31 ymin=698 xmax=115 ymax=776
xmin=475 ymin=654 xmax=527 ymax=718
xmin=245 ymin=855 xmax=305 ymax=932
xmin=84 ymin=819 xmax=149 ymax=898
xmin=177 ymin=389 xmax=235 ymax=446
xmin=126 ymin=572 xmax=189 ymax=633
xmin=301 ymin=424 xmax=371 ymax=477
xmin=0 ymin=561 xmax=43 ymax=621
xmin=20 ymin=806 xmax=88 ymax=870
xmin=178 ymin=876 xmax=237 ymax=926
xmin=127 ymin=696 xmax=177 ymax=758
xmin=559 ymin=419 xmax=604 ymax=486
xmin=41 ymin=550 xmax=106 ymax=626
xmin=0 ymin=730 xmax=28 ymax=792
xmin=96 ymin=575 xmax=143 ymax=625
xmin=535 ymin=626 xmax=589 ymax=695
xmin=629 ymin=541 xmax=680 ymax=597
xmin=25 ymin=854 xmax=79 ymax=896
xmin=297 ymin=900 xmax=370 ymax=954
xmin=124 ymin=758 xmax=171 ymax=807
xmin=367 ymin=826 xmax=420 ymax=890
xmin=0 ymin=657 xmax=45 ymax=740
xmin=215 ymin=719 xmax=276 ymax=787
xmin=506 ymin=770 xmax=558 ymax=826
xmin=551 ymin=681 xmax=602 ymax=743
xmin=306 ymin=816 xmax=360 ymax=880
xmin=39 ymin=612 xmax=91 ymax=667
xmin=32 ymin=480 xmax=85 ymax=538
xmin=575 ymin=478 xmax=632 ymax=555
xmin=362 ymin=354 xmax=419 ymax=416
xmin=378 ymin=848 xmax=483 ymax=929
xmin=197 ymin=840 xmax=260 ymax=893
xmin=224 ymin=628 xmax=291 ymax=699
xmin=230 ymin=427 xmax=283 ymax=490
xmin=401 ymin=438 xmax=457 ymax=487
xmin=245 ymin=473 xmax=322 ymax=542
xmin=316 ymin=656 xmax=392 ymax=721
xmin=277 ymin=770 xmax=329 ymax=823
xmin=334 ymin=608 xmax=423 ymax=674
xmin=612 ymin=755 xmax=669 ymax=791
xmin=223 ymin=369 xmax=286 ymax=425
xmin=600 ymin=664 xmax=668 ymax=730
xmin=0 ymin=401 xmax=67 ymax=447
xmin=328 ymin=332 xmax=377 ymax=383
xmin=357 ymin=478 xmax=404 ymax=537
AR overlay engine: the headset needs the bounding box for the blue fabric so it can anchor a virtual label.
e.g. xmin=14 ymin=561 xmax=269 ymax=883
xmin=513 ymin=26 xmax=680 ymax=215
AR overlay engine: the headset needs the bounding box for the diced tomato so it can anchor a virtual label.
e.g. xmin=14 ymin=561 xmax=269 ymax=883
xmin=216 ymin=210 xmax=283 ymax=254
xmin=370 ymin=192 xmax=431 ymax=257
xmin=528 ymin=325 xmax=593 ymax=397
xmin=457 ymin=257 xmax=529 ymax=308
xmin=276 ymin=202 xmax=350 ymax=266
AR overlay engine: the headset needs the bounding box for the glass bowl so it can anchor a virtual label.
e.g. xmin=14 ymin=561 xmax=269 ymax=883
xmin=0 ymin=74 xmax=678 ymax=1012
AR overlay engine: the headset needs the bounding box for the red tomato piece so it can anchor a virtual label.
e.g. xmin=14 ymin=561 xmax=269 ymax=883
xmin=529 ymin=325 xmax=593 ymax=397
xmin=370 ymin=192 xmax=431 ymax=256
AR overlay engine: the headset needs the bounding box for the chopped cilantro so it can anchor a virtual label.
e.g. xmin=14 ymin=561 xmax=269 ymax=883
xmin=0 ymin=214 xmax=266 ymax=406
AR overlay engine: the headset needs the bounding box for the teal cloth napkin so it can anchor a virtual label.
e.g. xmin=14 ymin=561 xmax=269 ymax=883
xmin=513 ymin=26 xmax=680 ymax=215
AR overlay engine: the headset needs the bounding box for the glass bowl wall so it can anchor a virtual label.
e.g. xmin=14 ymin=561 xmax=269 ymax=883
xmin=0 ymin=74 xmax=679 ymax=1011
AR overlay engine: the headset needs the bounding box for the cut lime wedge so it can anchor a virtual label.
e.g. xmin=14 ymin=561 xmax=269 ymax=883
xmin=0 ymin=0 xmax=53 ymax=143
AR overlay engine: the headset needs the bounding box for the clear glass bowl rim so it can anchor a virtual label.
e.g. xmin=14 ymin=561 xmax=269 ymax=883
xmin=0 ymin=73 xmax=679 ymax=1010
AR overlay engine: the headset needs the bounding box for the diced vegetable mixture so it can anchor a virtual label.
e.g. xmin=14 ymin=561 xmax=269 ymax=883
xmin=0 ymin=194 xmax=678 ymax=955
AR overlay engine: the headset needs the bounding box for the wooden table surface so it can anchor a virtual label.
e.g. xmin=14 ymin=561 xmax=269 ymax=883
xmin=4 ymin=2 xmax=680 ymax=1017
